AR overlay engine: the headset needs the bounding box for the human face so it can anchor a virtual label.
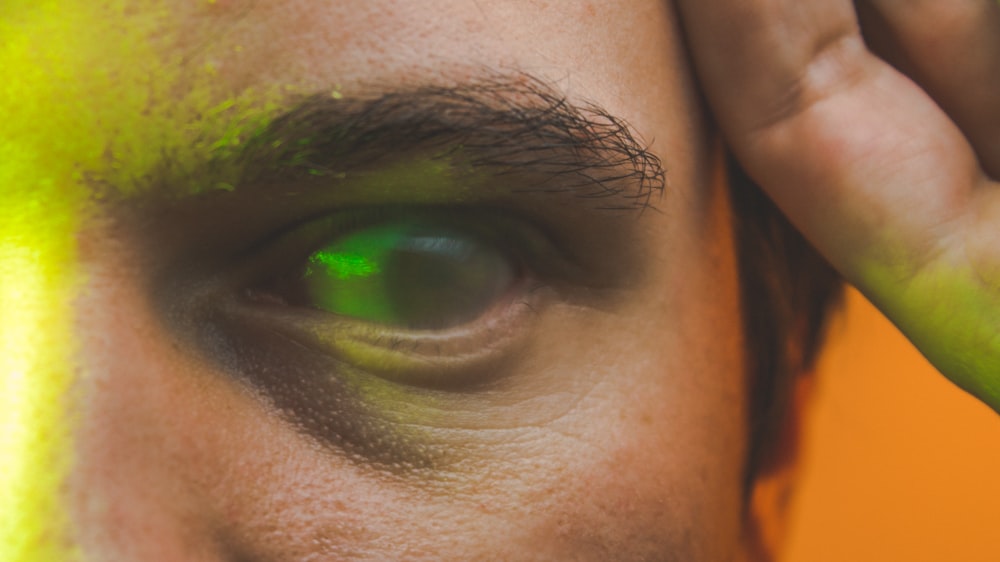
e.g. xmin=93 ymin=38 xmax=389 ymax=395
xmin=1 ymin=1 xmax=750 ymax=560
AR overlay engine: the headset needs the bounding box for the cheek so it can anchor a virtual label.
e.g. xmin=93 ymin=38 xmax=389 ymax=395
xmin=70 ymin=263 xmax=233 ymax=559
xmin=69 ymin=262 xmax=380 ymax=559
xmin=68 ymin=270 xmax=748 ymax=561
xmin=530 ymin=335 xmax=747 ymax=559
xmin=68 ymin=250 xmax=474 ymax=559
xmin=529 ymin=434 xmax=744 ymax=560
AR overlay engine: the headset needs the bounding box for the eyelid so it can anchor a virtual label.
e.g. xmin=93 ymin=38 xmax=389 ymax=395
xmin=201 ymin=205 xmax=571 ymax=386
xmin=219 ymin=281 xmax=546 ymax=390
xmin=146 ymin=194 xmax=648 ymax=467
xmin=231 ymin=205 xmax=585 ymax=300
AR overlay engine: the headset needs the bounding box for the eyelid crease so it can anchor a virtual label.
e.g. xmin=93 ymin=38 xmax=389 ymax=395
xmin=231 ymin=290 xmax=541 ymax=390
xmin=231 ymin=205 xmax=587 ymax=294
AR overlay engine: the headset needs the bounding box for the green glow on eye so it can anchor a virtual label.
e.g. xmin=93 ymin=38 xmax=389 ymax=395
xmin=309 ymin=251 xmax=382 ymax=279
xmin=303 ymin=224 xmax=407 ymax=324
xmin=301 ymin=222 xmax=513 ymax=329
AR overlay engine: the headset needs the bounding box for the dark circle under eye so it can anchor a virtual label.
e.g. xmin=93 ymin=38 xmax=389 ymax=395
xmin=299 ymin=221 xmax=515 ymax=329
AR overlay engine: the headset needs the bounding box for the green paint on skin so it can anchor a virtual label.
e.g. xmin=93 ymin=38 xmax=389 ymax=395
xmin=294 ymin=157 xmax=487 ymax=207
xmin=862 ymin=260 xmax=1000 ymax=411
xmin=0 ymin=3 xmax=288 ymax=560
xmin=1 ymin=1 xmax=290 ymax=197
xmin=351 ymin=158 xmax=478 ymax=203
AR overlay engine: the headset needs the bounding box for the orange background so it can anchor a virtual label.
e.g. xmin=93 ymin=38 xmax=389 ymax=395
xmin=786 ymin=288 xmax=1000 ymax=561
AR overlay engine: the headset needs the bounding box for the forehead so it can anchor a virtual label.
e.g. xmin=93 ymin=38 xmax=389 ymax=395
xmin=167 ymin=0 xmax=679 ymax=99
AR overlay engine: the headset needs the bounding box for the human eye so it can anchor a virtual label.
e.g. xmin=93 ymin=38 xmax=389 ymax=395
xmin=223 ymin=204 xmax=570 ymax=385
xmin=136 ymin=185 xmax=650 ymax=476
xmin=273 ymin=215 xmax=520 ymax=331
xmin=139 ymin=151 xmax=644 ymax=468
xmin=152 ymin=202 xmax=598 ymax=468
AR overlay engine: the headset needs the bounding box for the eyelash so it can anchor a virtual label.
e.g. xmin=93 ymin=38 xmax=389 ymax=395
xmin=225 ymin=205 xmax=561 ymax=373
xmin=149 ymin=195 xmax=639 ymax=468
xmin=263 ymin=217 xmax=523 ymax=328
xmin=242 ymin=205 xmax=563 ymax=302
xmin=181 ymin=221 xmax=528 ymax=402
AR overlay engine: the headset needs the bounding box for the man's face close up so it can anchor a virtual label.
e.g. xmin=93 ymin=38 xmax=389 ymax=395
xmin=1 ymin=1 xmax=755 ymax=560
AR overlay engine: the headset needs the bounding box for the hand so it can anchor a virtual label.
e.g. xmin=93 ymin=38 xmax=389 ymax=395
xmin=676 ymin=0 xmax=1000 ymax=412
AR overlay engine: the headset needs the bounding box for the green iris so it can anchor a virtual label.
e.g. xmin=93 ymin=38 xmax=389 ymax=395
xmin=302 ymin=222 xmax=514 ymax=329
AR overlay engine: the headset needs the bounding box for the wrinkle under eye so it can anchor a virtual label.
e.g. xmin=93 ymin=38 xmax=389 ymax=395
xmin=297 ymin=221 xmax=516 ymax=330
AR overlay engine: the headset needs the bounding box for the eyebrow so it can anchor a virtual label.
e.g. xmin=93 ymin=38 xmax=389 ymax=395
xmin=124 ymin=74 xmax=666 ymax=211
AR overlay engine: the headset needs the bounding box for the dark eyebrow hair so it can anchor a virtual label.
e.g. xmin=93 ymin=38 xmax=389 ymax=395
xmin=121 ymin=74 xmax=666 ymax=211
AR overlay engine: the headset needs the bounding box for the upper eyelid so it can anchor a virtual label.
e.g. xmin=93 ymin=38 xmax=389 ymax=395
xmin=238 ymin=206 xmax=571 ymax=288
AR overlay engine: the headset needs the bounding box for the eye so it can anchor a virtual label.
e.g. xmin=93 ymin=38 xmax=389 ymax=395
xmin=293 ymin=221 xmax=517 ymax=330
xmin=220 ymin=208 xmax=557 ymax=389
xmin=160 ymin=201 xmax=639 ymax=465
xmin=210 ymin=203 xmax=602 ymax=390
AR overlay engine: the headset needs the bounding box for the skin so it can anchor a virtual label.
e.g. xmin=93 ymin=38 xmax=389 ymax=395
xmin=3 ymin=2 xmax=749 ymax=561
xmin=676 ymin=0 xmax=1000 ymax=409
xmin=1 ymin=1 xmax=997 ymax=561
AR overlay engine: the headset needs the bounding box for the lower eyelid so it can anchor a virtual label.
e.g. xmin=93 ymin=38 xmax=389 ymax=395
xmin=181 ymin=204 xmax=622 ymax=392
xmin=229 ymin=277 xmax=551 ymax=390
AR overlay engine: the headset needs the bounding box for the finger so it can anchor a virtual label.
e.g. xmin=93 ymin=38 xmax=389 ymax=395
xmin=859 ymin=0 xmax=1000 ymax=178
xmin=675 ymin=0 xmax=984 ymax=275
xmin=675 ymin=0 xmax=1000 ymax=407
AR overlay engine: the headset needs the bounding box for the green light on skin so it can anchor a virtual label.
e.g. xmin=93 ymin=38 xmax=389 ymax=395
xmin=861 ymin=259 xmax=1000 ymax=412
xmin=0 ymin=3 xmax=290 ymax=560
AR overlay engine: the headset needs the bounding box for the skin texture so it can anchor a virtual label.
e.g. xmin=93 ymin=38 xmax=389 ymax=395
xmin=676 ymin=0 xmax=1000 ymax=409
xmin=1 ymin=2 xmax=275 ymax=556
xmin=2 ymin=2 xmax=753 ymax=560
xmin=2 ymin=1 xmax=997 ymax=560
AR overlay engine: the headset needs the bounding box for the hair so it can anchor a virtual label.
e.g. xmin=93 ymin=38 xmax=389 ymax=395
xmin=728 ymin=154 xmax=845 ymax=492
